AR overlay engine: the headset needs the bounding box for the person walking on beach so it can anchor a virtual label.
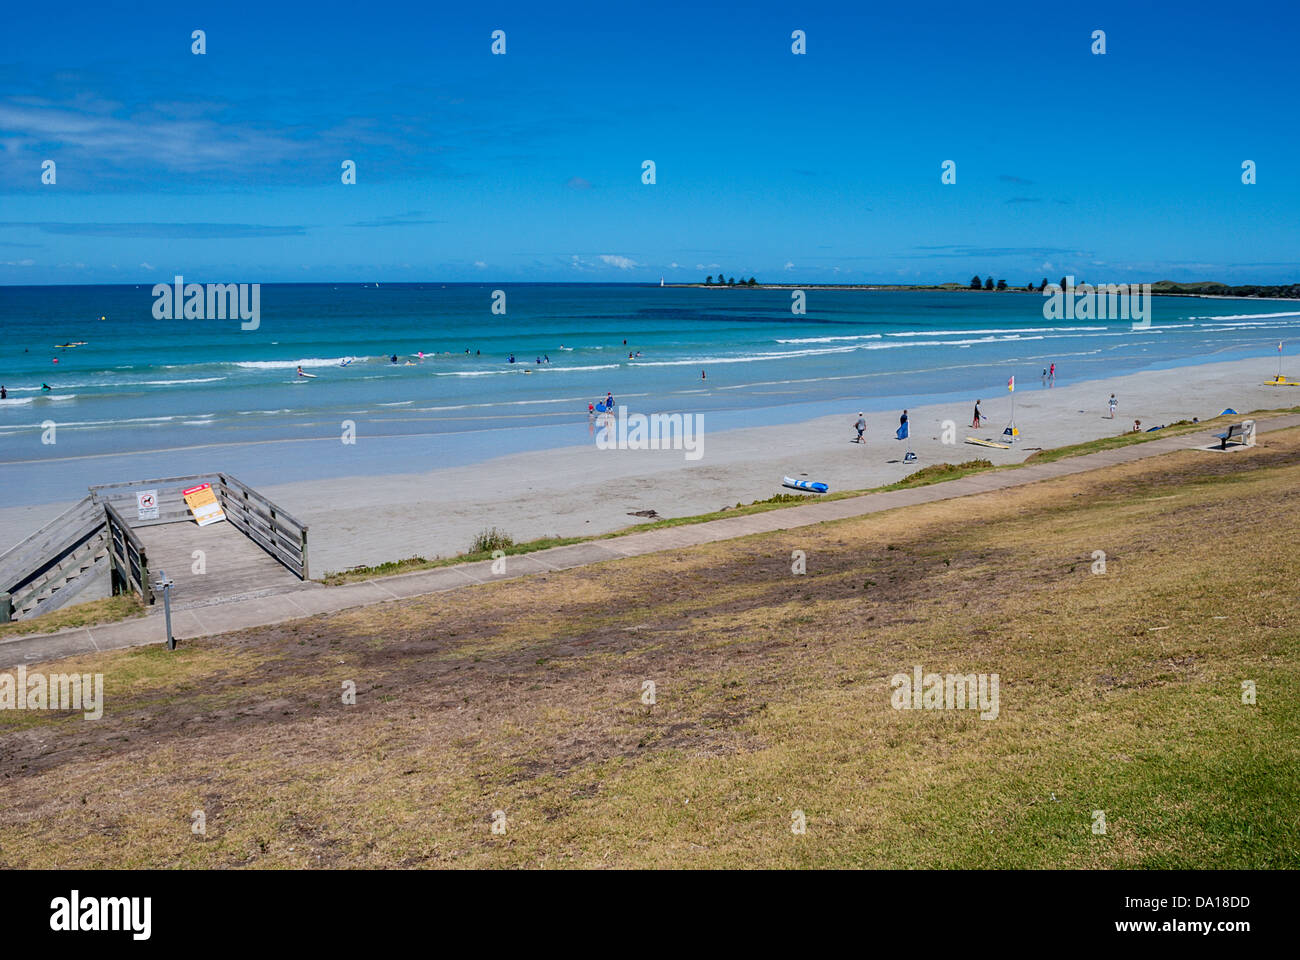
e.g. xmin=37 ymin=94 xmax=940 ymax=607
xmin=1108 ymin=393 xmax=1117 ymax=418
xmin=1049 ymin=362 xmax=1056 ymax=384
xmin=854 ymin=412 xmax=866 ymax=444
xmin=971 ymin=399 xmax=983 ymax=428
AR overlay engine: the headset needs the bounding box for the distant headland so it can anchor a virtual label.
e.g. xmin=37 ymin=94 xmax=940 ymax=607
xmin=667 ymin=277 xmax=1300 ymax=299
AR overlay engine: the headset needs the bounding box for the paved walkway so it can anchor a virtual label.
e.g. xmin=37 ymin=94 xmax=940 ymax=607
xmin=5 ymin=415 xmax=1297 ymax=667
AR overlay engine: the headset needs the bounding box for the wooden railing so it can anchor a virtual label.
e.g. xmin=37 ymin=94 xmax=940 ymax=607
xmin=89 ymin=474 xmax=220 ymax=527
xmin=215 ymin=473 xmax=310 ymax=579
xmin=0 ymin=497 xmax=107 ymax=622
xmin=104 ymin=501 xmax=152 ymax=606
xmin=1 ymin=472 xmax=309 ymax=620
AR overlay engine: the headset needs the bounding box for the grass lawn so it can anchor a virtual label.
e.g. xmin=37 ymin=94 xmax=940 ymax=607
xmin=2 ymin=428 xmax=1298 ymax=868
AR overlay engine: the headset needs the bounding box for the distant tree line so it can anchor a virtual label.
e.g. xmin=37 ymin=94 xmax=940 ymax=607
xmin=705 ymin=275 xmax=758 ymax=286
xmin=971 ymin=276 xmax=1084 ymax=292
xmin=966 ymin=277 xmax=1300 ymax=297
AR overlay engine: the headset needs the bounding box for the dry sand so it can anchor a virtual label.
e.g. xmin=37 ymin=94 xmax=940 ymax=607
xmin=2 ymin=355 xmax=1292 ymax=575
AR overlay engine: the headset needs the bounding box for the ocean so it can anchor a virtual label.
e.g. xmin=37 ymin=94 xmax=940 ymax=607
xmin=1 ymin=283 xmax=1297 ymax=503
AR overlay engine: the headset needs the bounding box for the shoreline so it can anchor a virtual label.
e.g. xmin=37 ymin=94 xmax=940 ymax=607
xmin=5 ymin=354 xmax=1290 ymax=575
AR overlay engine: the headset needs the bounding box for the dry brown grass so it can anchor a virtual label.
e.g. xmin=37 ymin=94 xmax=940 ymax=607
xmin=2 ymin=431 xmax=1298 ymax=868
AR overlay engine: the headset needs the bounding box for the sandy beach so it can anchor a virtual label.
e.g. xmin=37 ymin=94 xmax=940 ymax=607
xmin=2 ymin=354 xmax=1289 ymax=576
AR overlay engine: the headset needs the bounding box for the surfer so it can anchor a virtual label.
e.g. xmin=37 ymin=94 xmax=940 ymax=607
xmin=854 ymin=413 xmax=865 ymax=444
xmin=971 ymin=400 xmax=983 ymax=428
xmin=0 ymin=385 xmax=6 ymax=399
xmin=390 ymin=354 xmax=398 ymax=364
xmin=508 ymin=354 xmax=515 ymax=364
xmin=297 ymin=366 xmax=305 ymax=377
xmin=41 ymin=383 xmax=52 ymax=392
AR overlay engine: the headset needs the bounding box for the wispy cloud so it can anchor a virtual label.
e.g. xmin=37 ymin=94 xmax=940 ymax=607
xmin=349 ymin=212 xmax=443 ymax=228
xmin=0 ymin=221 xmax=306 ymax=238
xmin=0 ymin=99 xmax=299 ymax=173
xmin=905 ymin=245 xmax=1085 ymax=259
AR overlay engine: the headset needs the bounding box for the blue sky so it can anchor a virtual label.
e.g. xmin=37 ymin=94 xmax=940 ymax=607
xmin=1 ymin=0 xmax=1297 ymax=285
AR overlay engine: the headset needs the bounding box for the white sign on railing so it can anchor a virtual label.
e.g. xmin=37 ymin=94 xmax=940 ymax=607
xmin=137 ymin=490 xmax=159 ymax=521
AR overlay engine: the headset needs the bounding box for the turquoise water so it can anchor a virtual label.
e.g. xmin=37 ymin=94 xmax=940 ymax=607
xmin=1 ymin=283 xmax=1296 ymax=502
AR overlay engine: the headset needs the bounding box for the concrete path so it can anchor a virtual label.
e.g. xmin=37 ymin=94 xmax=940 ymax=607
xmin=5 ymin=415 xmax=1296 ymax=668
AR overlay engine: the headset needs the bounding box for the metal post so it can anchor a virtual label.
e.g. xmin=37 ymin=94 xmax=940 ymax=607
xmin=155 ymin=570 xmax=175 ymax=650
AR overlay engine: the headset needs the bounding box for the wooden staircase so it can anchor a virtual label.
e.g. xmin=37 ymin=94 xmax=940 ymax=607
xmin=2 ymin=473 xmax=310 ymax=623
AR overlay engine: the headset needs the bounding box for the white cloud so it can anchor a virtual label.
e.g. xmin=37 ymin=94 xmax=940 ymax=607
xmin=139 ymin=261 xmax=155 ymax=270
xmin=473 ymin=260 xmax=487 ymax=269
xmin=784 ymin=261 xmax=795 ymax=271
xmin=598 ymin=254 xmax=637 ymax=269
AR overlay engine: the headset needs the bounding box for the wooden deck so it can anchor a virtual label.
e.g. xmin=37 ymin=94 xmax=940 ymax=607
xmin=134 ymin=519 xmax=307 ymax=610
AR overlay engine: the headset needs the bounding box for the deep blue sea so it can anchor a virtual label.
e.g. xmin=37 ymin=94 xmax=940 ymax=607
xmin=1 ymin=283 xmax=1297 ymax=502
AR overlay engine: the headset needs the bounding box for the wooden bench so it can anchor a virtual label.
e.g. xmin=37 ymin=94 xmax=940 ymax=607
xmin=1216 ymin=420 xmax=1255 ymax=449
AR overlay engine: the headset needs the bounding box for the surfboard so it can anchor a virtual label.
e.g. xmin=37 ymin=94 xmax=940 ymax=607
xmin=297 ymin=372 xmax=318 ymax=378
xmin=783 ymin=476 xmax=829 ymax=493
xmin=965 ymin=437 xmax=1011 ymax=449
